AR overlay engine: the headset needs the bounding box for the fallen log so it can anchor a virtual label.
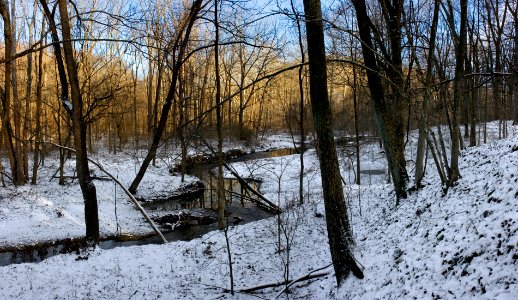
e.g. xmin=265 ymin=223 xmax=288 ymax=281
xmin=199 ymin=138 xmax=281 ymax=213
xmin=272 ymin=264 xmax=332 ymax=298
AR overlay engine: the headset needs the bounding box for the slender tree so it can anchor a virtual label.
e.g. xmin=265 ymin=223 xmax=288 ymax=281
xmin=442 ymin=0 xmax=468 ymax=185
xmin=414 ymin=0 xmax=440 ymax=188
xmin=0 ymin=0 xmax=23 ymax=185
xmin=215 ymin=0 xmax=225 ymax=230
xmin=31 ymin=17 xmax=45 ymax=185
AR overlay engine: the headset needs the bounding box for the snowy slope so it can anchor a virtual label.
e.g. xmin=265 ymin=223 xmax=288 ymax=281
xmin=338 ymin=137 xmax=518 ymax=299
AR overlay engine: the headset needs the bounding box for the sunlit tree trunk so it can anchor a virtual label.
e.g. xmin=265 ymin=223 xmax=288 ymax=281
xmin=0 ymin=0 xmax=22 ymax=185
xmin=32 ymin=17 xmax=45 ymax=185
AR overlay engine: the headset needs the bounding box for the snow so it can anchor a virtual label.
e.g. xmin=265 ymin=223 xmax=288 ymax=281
xmin=0 ymin=150 xmax=198 ymax=246
xmin=0 ymin=122 xmax=517 ymax=299
xmin=63 ymin=100 xmax=73 ymax=112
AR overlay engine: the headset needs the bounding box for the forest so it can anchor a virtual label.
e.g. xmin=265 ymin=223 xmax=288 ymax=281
xmin=0 ymin=0 xmax=517 ymax=299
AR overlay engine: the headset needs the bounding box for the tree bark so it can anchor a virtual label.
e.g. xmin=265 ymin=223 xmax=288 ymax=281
xmin=57 ymin=0 xmax=100 ymax=242
xmin=303 ymin=0 xmax=363 ymax=285
xmin=0 ymin=0 xmax=22 ymax=185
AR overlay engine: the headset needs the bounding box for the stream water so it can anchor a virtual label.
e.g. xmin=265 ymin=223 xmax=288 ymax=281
xmin=0 ymin=148 xmax=298 ymax=267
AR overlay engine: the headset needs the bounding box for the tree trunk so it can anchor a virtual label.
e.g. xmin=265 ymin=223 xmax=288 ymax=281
xmin=352 ymin=63 xmax=360 ymax=185
xmin=215 ymin=0 xmax=225 ymax=230
xmin=352 ymin=0 xmax=408 ymax=202
xmin=513 ymin=4 xmax=518 ymax=123
xmin=447 ymin=0 xmax=468 ymax=185
xmin=57 ymin=0 xmax=100 ymax=243
xmin=414 ymin=0 xmax=439 ymax=188
xmin=32 ymin=18 xmax=45 ymax=185
xmin=290 ymin=0 xmax=306 ymax=204
xmin=133 ymin=57 xmax=139 ymax=150
xmin=152 ymin=52 xmax=163 ymax=166
xmin=147 ymin=43 xmax=154 ymax=142
xmin=303 ymin=0 xmax=364 ymax=284
xmin=0 ymin=0 xmax=22 ymax=185
xmin=10 ymin=1 xmax=26 ymax=185
xmin=23 ymin=3 xmax=37 ymax=183
xmin=41 ymin=0 xmax=100 ymax=242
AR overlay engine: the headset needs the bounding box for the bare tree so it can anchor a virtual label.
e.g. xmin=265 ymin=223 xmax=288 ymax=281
xmin=0 ymin=0 xmax=23 ymax=185
xmin=129 ymin=0 xmax=205 ymax=194
xmin=303 ymin=0 xmax=363 ymax=284
xmin=351 ymin=0 xmax=409 ymax=203
xmin=40 ymin=0 xmax=100 ymax=243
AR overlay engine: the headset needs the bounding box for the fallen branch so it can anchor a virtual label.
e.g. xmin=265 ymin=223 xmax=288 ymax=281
xmin=237 ymin=264 xmax=332 ymax=294
xmin=47 ymin=142 xmax=168 ymax=243
xmin=52 ymin=175 xmax=111 ymax=181
xmin=272 ymin=264 xmax=332 ymax=298
xmin=0 ymin=171 xmax=13 ymax=183
xmin=221 ymin=162 xmax=280 ymax=213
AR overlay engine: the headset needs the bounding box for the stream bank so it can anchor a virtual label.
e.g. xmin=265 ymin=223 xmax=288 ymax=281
xmin=0 ymin=148 xmax=299 ymax=266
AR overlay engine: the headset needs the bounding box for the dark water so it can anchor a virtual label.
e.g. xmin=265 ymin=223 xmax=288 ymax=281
xmin=0 ymin=148 xmax=297 ymax=267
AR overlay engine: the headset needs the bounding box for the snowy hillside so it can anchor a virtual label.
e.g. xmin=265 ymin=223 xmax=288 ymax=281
xmin=338 ymin=137 xmax=518 ymax=299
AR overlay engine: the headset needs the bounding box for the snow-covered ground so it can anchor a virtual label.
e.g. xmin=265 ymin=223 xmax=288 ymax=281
xmin=0 ymin=149 xmax=199 ymax=246
xmin=0 ymin=122 xmax=517 ymax=299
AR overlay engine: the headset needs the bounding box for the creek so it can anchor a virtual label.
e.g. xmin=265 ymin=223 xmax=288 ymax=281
xmin=0 ymin=148 xmax=298 ymax=267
